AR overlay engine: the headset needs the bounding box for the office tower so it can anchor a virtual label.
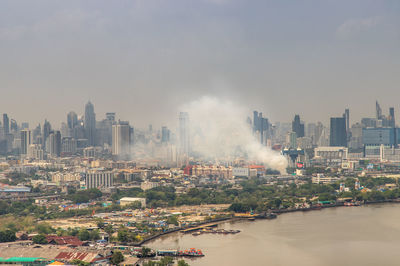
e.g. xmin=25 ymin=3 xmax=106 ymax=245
xmin=376 ymin=101 xmax=383 ymax=120
xmin=84 ymin=101 xmax=96 ymax=146
xmin=253 ymin=111 xmax=270 ymax=144
xmin=62 ymin=137 xmax=77 ymax=155
xmin=161 ymin=126 xmax=170 ymax=143
xmin=85 ymin=171 xmax=114 ymax=189
xmin=97 ymin=112 xmax=115 ymax=147
xmin=361 ymin=118 xmax=376 ymax=128
xmin=286 ymin=131 xmax=297 ymax=149
xmin=179 ymin=112 xmax=190 ymax=156
xmin=348 ymin=123 xmax=363 ymax=150
xmin=67 ymin=111 xmax=78 ymax=129
xmin=362 ymin=128 xmax=395 ymax=146
xmin=292 ymin=115 xmax=305 ymax=138
xmin=2 ymin=114 xmax=9 ymax=135
xmin=46 ymin=131 xmax=61 ymax=157
xmin=20 ymin=129 xmax=32 ymax=155
xmin=112 ymin=121 xmax=131 ymax=158
xmin=10 ymin=119 xmax=17 ymax=132
xmin=32 ymin=124 xmax=41 ymax=144
xmin=389 ymin=107 xmax=395 ymax=128
xmin=42 ymin=120 xmax=51 ymax=149
xmin=330 ymin=117 xmax=347 ymax=147
xmin=344 ymin=109 xmax=350 ymax=133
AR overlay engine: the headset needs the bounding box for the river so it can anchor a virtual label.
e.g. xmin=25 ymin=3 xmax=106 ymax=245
xmin=147 ymin=203 xmax=400 ymax=265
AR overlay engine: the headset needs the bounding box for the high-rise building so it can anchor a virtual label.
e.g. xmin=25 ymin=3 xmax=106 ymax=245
xmin=389 ymin=107 xmax=395 ymax=128
xmin=376 ymin=101 xmax=383 ymax=120
xmin=344 ymin=108 xmax=350 ymax=133
xmin=2 ymin=114 xmax=9 ymax=135
xmin=179 ymin=112 xmax=190 ymax=157
xmin=20 ymin=129 xmax=32 ymax=155
xmin=292 ymin=115 xmax=305 ymax=138
xmin=330 ymin=117 xmax=347 ymax=147
xmin=42 ymin=120 xmax=51 ymax=149
xmin=67 ymin=111 xmax=78 ymax=129
xmin=362 ymin=128 xmax=395 ymax=147
xmin=46 ymin=131 xmax=61 ymax=157
xmin=62 ymin=137 xmax=77 ymax=155
xmin=97 ymin=112 xmax=115 ymax=147
xmin=253 ymin=111 xmax=270 ymax=144
xmin=161 ymin=126 xmax=170 ymax=143
xmin=85 ymin=171 xmax=114 ymax=189
xmin=84 ymin=101 xmax=96 ymax=146
xmin=10 ymin=119 xmax=17 ymax=132
xmin=112 ymin=121 xmax=131 ymax=159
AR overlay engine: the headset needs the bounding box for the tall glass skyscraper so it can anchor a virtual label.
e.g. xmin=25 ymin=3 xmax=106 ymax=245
xmin=84 ymin=101 xmax=96 ymax=146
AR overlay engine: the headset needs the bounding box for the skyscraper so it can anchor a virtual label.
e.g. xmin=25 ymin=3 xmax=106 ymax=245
xmin=20 ymin=129 xmax=32 ymax=155
xmin=112 ymin=121 xmax=131 ymax=159
xmin=253 ymin=111 xmax=270 ymax=144
xmin=42 ymin=120 xmax=51 ymax=149
xmin=376 ymin=101 xmax=383 ymax=120
xmin=46 ymin=131 xmax=61 ymax=157
xmin=2 ymin=114 xmax=9 ymax=135
xmin=344 ymin=108 xmax=350 ymax=133
xmin=84 ymin=101 xmax=96 ymax=146
xmin=330 ymin=117 xmax=347 ymax=147
xmin=67 ymin=111 xmax=78 ymax=129
xmin=161 ymin=126 xmax=170 ymax=143
xmin=292 ymin=115 xmax=305 ymax=138
xmin=179 ymin=112 xmax=190 ymax=157
xmin=389 ymin=107 xmax=395 ymax=128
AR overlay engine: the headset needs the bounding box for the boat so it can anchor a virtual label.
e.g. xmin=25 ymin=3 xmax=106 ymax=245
xmin=182 ymin=248 xmax=205 ymax=257
xmin=248 ymin=217 xmax=255 ymax=221
xmin=192 ymin=231 xmax=201 ymax=236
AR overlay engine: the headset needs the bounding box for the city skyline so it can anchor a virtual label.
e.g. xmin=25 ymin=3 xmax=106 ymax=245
xmin=1 ymin=0 xmax=400 ymax=127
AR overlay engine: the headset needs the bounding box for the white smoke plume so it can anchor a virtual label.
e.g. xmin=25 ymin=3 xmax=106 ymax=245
xmin=181 ymin=96 xmax=288 ymax=174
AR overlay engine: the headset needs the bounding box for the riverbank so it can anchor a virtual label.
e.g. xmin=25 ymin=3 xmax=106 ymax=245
xmin=141 ymin=198 xmax=400 ymax=246
xmin=146 ymin=203 xmax=400 ymax=266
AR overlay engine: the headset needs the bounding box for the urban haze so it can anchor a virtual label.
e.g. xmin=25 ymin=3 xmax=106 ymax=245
xmin=1 ymin=1 xmax=400 ymax=266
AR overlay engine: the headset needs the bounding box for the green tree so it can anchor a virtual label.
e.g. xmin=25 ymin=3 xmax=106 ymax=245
xmin=32 ymin=234 xmax=48 ymax=244
xmin=70 ymin=259 xmax=90 ymax=266
xmin=159 ymin=257 xmax=174 ymax=266
xmin=78 ymin=228 xmax=90 ymax=241
xmin=0 ymin=230 xmax=16 ymax=242
xmin=96 ymin=218 xmax=105 ymax=229
xmin=89 ymin=229 xmax=100 ymax=241
xmin=178 ymin=260 xmax=190 ymax=266
xmin=110 ymin=251 xmax=124 ymax=265
xmin=141 ymin=246 xmax=151 ymax=257
xmin=166 ymin=215 xmax=179 ymax=226
xmin=104 ymin=224 xmax=114 ymax=238
xmin=36 ymin=223 xmax=54 ymax=234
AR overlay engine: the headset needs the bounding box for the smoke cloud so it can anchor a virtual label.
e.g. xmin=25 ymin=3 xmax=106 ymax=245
xmin=181 ymin=96 xmax=288 ymax=174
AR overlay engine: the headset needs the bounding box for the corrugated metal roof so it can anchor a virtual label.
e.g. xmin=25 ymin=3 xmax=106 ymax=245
xmin=55 ymin=252 xmax=99 ymax=263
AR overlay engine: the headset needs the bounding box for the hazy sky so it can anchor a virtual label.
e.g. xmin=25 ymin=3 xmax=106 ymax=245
xmin=1 ymin=0 xmax=399 ymax=129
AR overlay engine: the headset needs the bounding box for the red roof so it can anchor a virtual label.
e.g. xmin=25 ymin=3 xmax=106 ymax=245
xmin=46 ymin=235 xmax=83 ymax=246
xmin=54 ymin=252 xmax=100 ymax=263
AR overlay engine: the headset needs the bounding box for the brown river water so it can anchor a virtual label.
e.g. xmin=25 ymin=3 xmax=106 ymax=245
xmin=147 ymin=203 xmax=400 ymax=265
